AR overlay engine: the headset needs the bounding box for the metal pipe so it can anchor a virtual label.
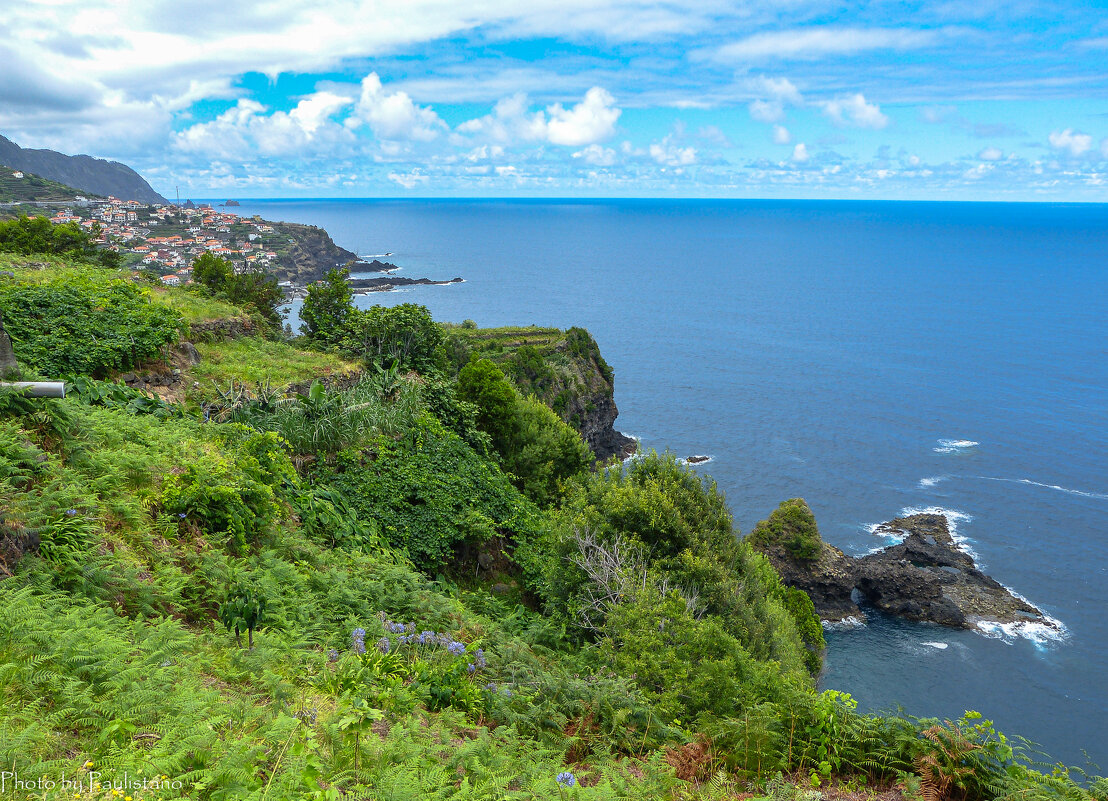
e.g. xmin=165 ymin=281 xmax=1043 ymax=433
xmin=0 ymin=382 xmax=66 ymax=398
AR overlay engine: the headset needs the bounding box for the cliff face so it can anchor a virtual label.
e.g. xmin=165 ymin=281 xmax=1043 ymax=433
xmin=0 ymin=134 xmax=166 ymax=204
xmin=452 ymin=325 xmax=636 ymax=462
xmin=268 ymin=221 xmax=359 ymax=283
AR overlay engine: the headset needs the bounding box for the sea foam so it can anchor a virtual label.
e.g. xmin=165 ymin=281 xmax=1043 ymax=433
xmin=976 ymin=476 xmax=1108 ymax=501
xmin=934 ymin=439 xmax=980 ymax=453
xmin=918 ymin=475 xmax=947 ymax=489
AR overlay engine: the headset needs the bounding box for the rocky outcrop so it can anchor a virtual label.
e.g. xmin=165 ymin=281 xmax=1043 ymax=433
xmin=269 ymin=222 xmax=359 ymax=283
xmin=0 ymin=134 xmax=166 ymax=203
xmin=348 ymin=276 xmax=463 ymax=292
xmin=752 ymin=507 xmax=1052 ymax=630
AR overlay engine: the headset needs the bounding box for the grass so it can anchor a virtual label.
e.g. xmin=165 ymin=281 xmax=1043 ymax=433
xmin=190 ymin=337 xmax=359 ymax=388
xmin=148 ymin=285 xmax=243 ymax=322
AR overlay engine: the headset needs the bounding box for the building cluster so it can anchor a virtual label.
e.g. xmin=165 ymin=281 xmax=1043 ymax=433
xmin=48 ymin=197 xmax=281 ymax=286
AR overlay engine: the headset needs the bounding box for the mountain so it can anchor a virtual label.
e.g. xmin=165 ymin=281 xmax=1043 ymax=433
xmin=0 ymin=134 xmax=167 ymax=204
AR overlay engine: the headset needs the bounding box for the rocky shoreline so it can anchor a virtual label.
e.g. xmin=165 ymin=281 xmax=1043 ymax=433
xmin=753 ymin=506 xmax=1058 ymax=633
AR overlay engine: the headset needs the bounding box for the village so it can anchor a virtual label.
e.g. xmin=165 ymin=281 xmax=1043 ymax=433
xmin=45 ymin=195 xmax=285 ymax=287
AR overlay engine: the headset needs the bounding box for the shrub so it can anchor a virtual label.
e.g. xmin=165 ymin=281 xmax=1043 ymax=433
xmin=0 ymin=215 xmax=120 ymax=267
xmin=0 ymin=275 xmax=184 ymax=376
xmin=320 ymin=415 xmax=539 ymax=571
xmin=749 ymin=498 xmax=823 ymax=562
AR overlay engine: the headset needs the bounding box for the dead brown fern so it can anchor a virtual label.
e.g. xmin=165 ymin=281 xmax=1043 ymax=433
xmin=914 ymin=721 xmax=980 ymax=801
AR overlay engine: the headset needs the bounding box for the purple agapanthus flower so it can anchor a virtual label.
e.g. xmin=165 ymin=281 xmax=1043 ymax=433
xmin=351 ymin=628 xmax=366 ymax=654
xmin=376 ymin=636 xmax=390 ymax=654
xmin=556 ymin=772 xmax=576 ymax=787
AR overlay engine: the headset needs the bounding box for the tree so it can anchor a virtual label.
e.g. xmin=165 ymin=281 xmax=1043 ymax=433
xmin=191 ymin=252 xmax=234 ymax=292
xmin=191 ymin=253 xmax=282 ymax=326
xmin=300 ymin=267 xmax=353 ymax=345
xmin=340 ymin=303 xmax=443 ymax=372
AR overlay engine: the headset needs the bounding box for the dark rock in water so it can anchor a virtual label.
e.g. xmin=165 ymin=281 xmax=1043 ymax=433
xmin=685 ymin=455 xmax=711 ymax=464
xmin=752 ymin=510 xmax=1052 ymax=630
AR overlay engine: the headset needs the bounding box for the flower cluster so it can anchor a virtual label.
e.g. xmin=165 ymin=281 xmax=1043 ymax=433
xmin=556 ymin=772 xmax=576 ymax=787
xmin=351 ymin=628 xmax=366 ymax=655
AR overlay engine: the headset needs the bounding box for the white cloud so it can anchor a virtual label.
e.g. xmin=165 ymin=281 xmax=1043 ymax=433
xmin=792 ymin=143 xmax=809 ymax=162
xmin=173 ymin=94 xmax=355 ymax=159
xmin=545 ymin=87 xmax=621 ymax=146
xmin=820 ymin=93 xmax=888 ymax=129
xmin=649 ymin=137 xmax=696 ymax=167
xmin=1048 ymin=128 xmax=1093 ymax=157
xmin=712 ymin=27 xmax=938 ymax=61
xmin=573 ymin=143 xmax=617 ymax=166
xmin=350 ymin=73 xmax=445 ymax=141
xmin=746 ymin=75 xmax=803 ymax=122
xmin=773 ymin=124 xmax=791 ymax=144
xmin=388 ymin=169 xmax=429 ymax=189
xmin=978 ymin=146 xmax=1003 ymax=161
xmin=458 ymin=87 xmax=620 ymax=147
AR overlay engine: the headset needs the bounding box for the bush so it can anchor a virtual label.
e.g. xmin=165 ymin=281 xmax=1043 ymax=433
xmin=0 ymin=215 xmax=120 ymax=267
xmin=749 ymin=498 xmax=823 ymax=562
xmin=0 ymin=275 xmax=184 ymax=377
xmin=320 ymin=415 xmax=539 ymax=571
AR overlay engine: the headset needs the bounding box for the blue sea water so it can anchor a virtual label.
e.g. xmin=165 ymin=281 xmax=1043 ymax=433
xmin=225 ymin=198 xmax=1108 ymax=767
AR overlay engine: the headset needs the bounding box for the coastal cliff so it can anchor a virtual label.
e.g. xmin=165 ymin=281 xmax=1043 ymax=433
xmin=749 ymin=500 xmax=1055 ymax=632
xmin=269 ymin=221 xmax=359 ymax=283
xmin=447 ymin=324 xmax=636 ymax=461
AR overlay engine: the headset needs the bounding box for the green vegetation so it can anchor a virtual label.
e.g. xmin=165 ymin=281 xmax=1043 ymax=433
xmin=0 ymin=269 xmax=184 ymax=376
xmin=0 ymin=168 xmax=87 ymax=204
xmin=191 ymin=337 xmax=357 ymax=388
xmin=0 ymin=214 xmax=120 ymax=267
xmin=190 ymin=252 xmax=283 ymax=327
xmin=0 ymin=248 xmax=1103 ymax=801
xmin=749 ymin=498 xmax=824 ymax=562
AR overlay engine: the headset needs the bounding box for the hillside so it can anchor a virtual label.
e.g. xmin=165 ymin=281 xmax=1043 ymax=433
xmin=0 ymin=165 xmax=92 ymax=204
xmin=0 ymin=133 xmax=166 ymax=204
xmin=0 ymin=241 xmax=1104 ymax=800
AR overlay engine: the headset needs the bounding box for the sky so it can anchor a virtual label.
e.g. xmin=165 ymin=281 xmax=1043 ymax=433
xmin=2 ymin=1 xmax=1108 ymax=200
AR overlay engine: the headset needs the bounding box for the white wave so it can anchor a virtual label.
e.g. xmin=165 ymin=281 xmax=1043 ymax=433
xmin=918 ymin=475 xmax=947 ymax=489
xmin=821 ymin=616 xmax=865 ymax=631
xmin=974 ymin=617 xmax=1067 ymax=646
xmin=934 ymin=438 xmax=979 ymax=453
xmin=976 ymin=476 xmax=1108 ymax=501
xmin=922 ymin=641 xmax=949 ymax=650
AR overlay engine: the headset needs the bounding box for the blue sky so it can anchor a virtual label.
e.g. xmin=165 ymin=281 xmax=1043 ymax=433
xmin=2 ymin=1 xmax=1107 ymax=199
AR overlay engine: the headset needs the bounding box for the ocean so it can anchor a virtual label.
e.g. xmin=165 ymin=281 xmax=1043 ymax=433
xmin=222 ymin=198 xmax=1108 ymax=767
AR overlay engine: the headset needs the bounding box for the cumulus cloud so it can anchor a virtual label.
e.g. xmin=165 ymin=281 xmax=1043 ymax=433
xmin=173 ymin=92 xmax=356 ymax=159
xmin=1048 ymin=128 xmax=1093 ymax=157
xmin=349 ymin=73 xmax=445 ymax=141
xmin=649 ymin=136 xmax=696 ymax=167
xmin=573 ymin=143 xmax=617 ymax=166
xmin=746 ymin=75 xmax=803 ymax=123
xmin=792 ymin=143 xmax=809 ymax=162
xmin=544 ymin=87 xmax=621 ymax=146
xmin=820 ymin=93 xmax=888 ymax=129
xmin=978 ymin=146 xmax=1003 ymax=161
xmin=458 ymin=87 xmax=620 ymax=147
xmin=773 ymin=125 xmax=791 ymax=144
